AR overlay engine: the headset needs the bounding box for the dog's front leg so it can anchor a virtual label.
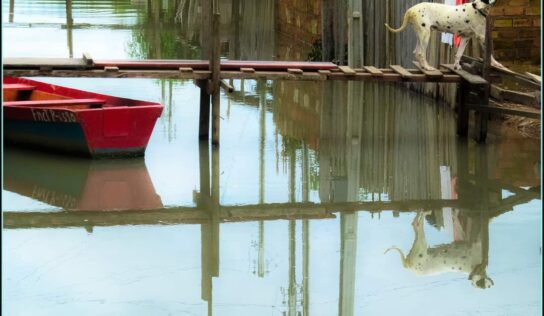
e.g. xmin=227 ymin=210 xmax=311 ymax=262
xmin=454 ymin=37 xmax=470 ymax=70
xmin=477 ymin=34 xmax=506 ymax=69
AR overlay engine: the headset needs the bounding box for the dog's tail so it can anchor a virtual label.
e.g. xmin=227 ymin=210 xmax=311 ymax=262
xmin=385 ymin=10 xmax=411 ymax=33
xmin=384 ymin=247 xmax=408 ymax=267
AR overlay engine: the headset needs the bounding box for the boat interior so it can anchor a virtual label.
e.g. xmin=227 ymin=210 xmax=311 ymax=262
xmin=3 ymin=83 xmax=106 ymax=109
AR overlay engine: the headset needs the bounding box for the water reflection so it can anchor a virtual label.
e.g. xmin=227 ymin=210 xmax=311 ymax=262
xmin=4 ymin=147 xmax=163 ymax=212
xmin=4 ymin=79 xmax=541 ymax=315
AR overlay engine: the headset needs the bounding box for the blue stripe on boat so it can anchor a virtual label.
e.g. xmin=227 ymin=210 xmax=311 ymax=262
xmin=4 ymin=120 xmax=90 ymax=156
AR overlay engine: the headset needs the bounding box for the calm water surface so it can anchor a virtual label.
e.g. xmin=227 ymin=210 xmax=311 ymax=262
xmin=2 ymin=1 xmax=542 ymax=315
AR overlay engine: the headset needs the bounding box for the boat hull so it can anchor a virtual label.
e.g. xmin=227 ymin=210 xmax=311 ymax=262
xmin=3 ymin=77 xmax=163 ymax=158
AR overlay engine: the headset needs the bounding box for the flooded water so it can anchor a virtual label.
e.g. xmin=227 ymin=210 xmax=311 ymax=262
xmin=2 ymin=1 xmax=542 ymax=315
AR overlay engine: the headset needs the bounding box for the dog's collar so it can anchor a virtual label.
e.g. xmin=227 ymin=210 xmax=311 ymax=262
xmin=477 ymin=8 xmax=488 ymax=17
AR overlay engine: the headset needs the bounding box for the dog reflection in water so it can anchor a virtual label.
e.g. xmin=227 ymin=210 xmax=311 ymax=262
xmin=385 ymin=210 xmax=493 ymax=289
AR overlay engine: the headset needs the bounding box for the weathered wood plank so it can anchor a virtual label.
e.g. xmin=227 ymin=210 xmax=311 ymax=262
xmin=4 ymin=57 xmax=89 ymax=69
xmin=240 ymin=67 xmax=255 ymax=73
xmin=390 ymin=65 xmax=413 ymax=78
xmin=490 ymin=85 xmax=539 ymax=107
xmin=413 ymin=61 xmax=443 ymax=78
xmin=179 ymin=67 xmax=193 ymax=73
xmin=363 ymin=66 xmax=383 ymax=76
xmin=287 ymin=68 xmax=304 ymax=75
xmin=338 ymin=66 xmax=356 ymax=75
xmin=441 ymin=64 xmax=487 ymax=85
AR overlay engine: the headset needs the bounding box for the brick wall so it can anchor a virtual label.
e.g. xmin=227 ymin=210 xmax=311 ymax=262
xmin=491 ymin=0 xmax=541 ymax=64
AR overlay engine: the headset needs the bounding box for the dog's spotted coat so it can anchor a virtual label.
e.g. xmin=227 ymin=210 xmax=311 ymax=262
xmin=385 ymin=0 xmax=505 ymax=70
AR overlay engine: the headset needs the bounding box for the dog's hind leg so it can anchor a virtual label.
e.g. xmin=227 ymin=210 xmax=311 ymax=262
xmin=415 ymin=28 xmax=434 ymax=70
xmin=453 ymin=37 xmax=470 ymax=70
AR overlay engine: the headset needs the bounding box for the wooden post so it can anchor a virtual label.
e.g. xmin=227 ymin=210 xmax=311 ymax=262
xmin=65 ymin=0 xmax=74 ymax=58
xmin=211 ymin=1 xmax=221 ymax=146
xmin=348 ymin=0 xmax=364 ymax=67
xmin=476 ymin=16 xmax=493 ymax=143
xmin=457 ymin=81 xmax=469 ymax=137
xmin=199 ymin=80 xmax=211 ymax=138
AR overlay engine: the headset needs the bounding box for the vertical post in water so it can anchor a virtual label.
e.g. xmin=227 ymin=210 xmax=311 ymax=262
xmin=199 ymin=0 xmax=211 ymax=139
xmin=477 ymin=16 xmax=493 ymax=143
xmin=211 ymin=0 xmax=221 ymax=146
xmin=65 ymin=0 xmax=74 ymax=58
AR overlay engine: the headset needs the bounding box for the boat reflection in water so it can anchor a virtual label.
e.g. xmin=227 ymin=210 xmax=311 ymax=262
xmin=4 ymin=147 xmax=163 ymax=211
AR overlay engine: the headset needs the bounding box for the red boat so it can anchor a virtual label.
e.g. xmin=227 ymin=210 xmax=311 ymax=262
xmin=3 ymin=77 xmax=164 ymax=158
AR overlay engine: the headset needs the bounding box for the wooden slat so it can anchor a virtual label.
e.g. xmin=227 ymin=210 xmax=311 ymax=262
xmin=287 ymin=68 xmax=303 ymax=75
xmin=338 ymin=66 xmax=356 ymax=75
xmin=179 ymin=67 xmax=193 ymax=73
xmin=413 ymin=61 xmax=443 ymax=78
xmin=318 ymin=69 xmax=331 ymax=75
xmin=441 ymin=64 xmax=487 ymax=85
xmin=4 ymin=98 xmax=105 ymax=107
xmin=240 ymin=68 xmax=255 ymax=73
xmin=104 ymin=66 xmax=119 ymax=72
xmin=390 ymin=65 xmax=416 ymax=79
xmin=363 ymin=66 xmax=383 ymax=76
xmin=3 ymin=84 xmax=36 ymax=91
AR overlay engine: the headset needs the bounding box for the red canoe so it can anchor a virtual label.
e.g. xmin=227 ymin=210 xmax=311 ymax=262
xmin=3 ymin=77 xmax=164 ymax=158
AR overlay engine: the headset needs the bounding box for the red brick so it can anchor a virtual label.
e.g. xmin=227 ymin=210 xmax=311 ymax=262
xmin=504 ymin=7 xmax=525 ymax=15
xmin=513 ymin=18 xmax=532 ymax=27
xmin=525 ymin=7 xmax=541 ymax=15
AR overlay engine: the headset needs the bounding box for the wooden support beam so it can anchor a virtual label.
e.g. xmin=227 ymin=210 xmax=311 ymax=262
xmin=468 ymin=100 xmax=541 ymax=119
xmin=220 ymin=79 xmax=234 ymax=93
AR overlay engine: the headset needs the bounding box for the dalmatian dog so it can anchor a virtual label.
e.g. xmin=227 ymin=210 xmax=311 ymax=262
xmin=385 ymin=0 xmax=505 ymax=70
xmin=385 ymin=211 xmax=494 ymax=289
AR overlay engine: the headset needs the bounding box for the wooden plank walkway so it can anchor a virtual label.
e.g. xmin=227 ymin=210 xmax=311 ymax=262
xmin=3 ymin=57 xmax=465 ymax=83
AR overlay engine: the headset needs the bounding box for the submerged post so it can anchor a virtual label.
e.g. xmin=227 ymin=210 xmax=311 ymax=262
xmin=199 ymin=0 xmax=211 ymax=139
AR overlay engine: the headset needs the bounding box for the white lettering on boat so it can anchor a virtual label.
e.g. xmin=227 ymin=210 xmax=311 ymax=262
xmin=31 ymin=109 xmax=77 ymax=123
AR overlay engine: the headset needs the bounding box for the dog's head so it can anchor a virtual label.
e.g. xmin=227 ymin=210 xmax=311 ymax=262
xmin=472 ymin=0 xmax=497 ymax=11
